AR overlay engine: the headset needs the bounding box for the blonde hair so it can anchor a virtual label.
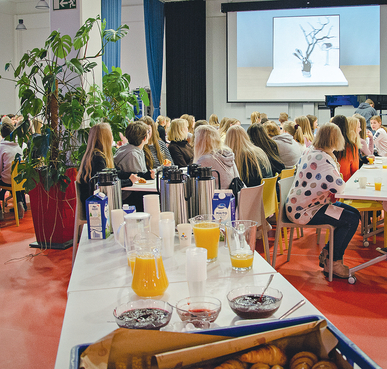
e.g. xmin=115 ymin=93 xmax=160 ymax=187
xmin=208 ymin=114 xmax=219 ymax=127
xmin=168 ymin=118 xmax=188 ymax=142
xmin=282 ymin=121 xmax=304 ymax=144
xmin=263 ymin=121 xmax=281 ymax=137
xmin=347 ymin=116 xmax=361 ymax=149
xmin=250 ymin=111 xmax=261 ymax=124
xmin=156 ymin=115 xmax=166 ymax=127
xmin=353 ymin=113 xmax=367 ymax=140
xmin=219 ymin=117 xmax=228 ymax=130
xmin=194 ymin=125 xmax=224 ymax=161
xmin=219 ymin=118 xmax=240 ymax=137
xmin=225 ymin=125 xmax=271 ymax=185
xmin=295 ymin=115 xmax=314 ymax=142
xmin=313 ymin=122 xmax=345 ymax=152
xmin=180 ymin=114 xmax=195 ymax=134
xmin=76 ymin=123 xmax=114 ymax=183
xmin=279 ymin=112 xmax=288 ymax=123
xmin=140 ymin=116 xmax=164 ymax=166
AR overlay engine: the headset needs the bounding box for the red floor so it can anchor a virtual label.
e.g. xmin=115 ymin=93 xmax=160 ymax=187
xmin=0 ymin=205 xmax=386 ymax=368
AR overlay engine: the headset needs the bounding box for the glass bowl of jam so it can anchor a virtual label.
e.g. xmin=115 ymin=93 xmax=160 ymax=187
xmin=175 ymin=296 xmax=221 ymax=328
xmin=113 ymin=299 xmax=173 ymax=330
xmin=227 ymin=286 xmax=283 ymax=319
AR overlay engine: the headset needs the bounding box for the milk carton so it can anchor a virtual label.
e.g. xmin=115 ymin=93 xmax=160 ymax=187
xmin=86 ymin=192 xmax=111 ymax=239
xmin=212 ymin=190 xmax=236 ymax=223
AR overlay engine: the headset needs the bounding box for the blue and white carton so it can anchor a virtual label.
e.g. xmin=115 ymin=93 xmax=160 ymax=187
xmin=86 ymin=192 xmax=111 ymax=239
xmin=212 ymin=190 xmax=236 ymax=223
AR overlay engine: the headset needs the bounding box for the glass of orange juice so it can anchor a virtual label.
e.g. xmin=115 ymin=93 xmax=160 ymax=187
xmin=190 ymin=215 xmax=221 ymax=262
xmin=375 ymin=177 xmax=382 ymax=191
xmin=225 ymin=220 xmax=258 ymax=271
xmin=367 ymin=156 xmax=374 ymax=165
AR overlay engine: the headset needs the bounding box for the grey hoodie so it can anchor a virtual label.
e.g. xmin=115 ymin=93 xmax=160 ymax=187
xmin=196 ymin=149 xmax=240 ymax=189
xmin=272 ymin=133 xmax=302 ymax=168
xmin=0 ymin=140 xmax=23 ymax=184
xmin=114 ymin=143 xmax=147 ymax=173
xmin=354 ymin=102 xmax=377 ymax=127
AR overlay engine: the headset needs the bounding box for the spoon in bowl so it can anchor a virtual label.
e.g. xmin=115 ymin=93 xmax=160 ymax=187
xmin=259 ymin=274 xmax=274 ymax=302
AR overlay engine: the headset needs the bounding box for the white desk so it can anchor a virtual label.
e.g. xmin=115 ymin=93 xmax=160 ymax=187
xmin=122 ymin=179 xmax=157 ymax=192
xmin=68 ymin=228 xmax=276 ymax=294
xmin=55 ymin=273 xmax=321 ymax=369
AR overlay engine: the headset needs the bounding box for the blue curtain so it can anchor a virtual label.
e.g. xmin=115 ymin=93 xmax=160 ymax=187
xmin=144 ymin=0 xmax=164 ymax=120
xmin=101 ymin=0 xmax=122 ymax=74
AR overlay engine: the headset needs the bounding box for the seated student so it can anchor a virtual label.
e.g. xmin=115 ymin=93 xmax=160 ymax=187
xmin=219 ymin=118 xmax=241 ymax=143
xmin=370 ymin=115 xmax=387 ymax=157
xmin=208 ymin=114 xmax=219 ymax=128
xmin=156 ymin=115 xmax=167 ymax=143
xmin=194 ymin=125 xmax=240 ymax=189
xmin=331 ymin=115 xmax=359 ymax=182
xmin=250 ymin=111 xmax=261 ymax=124
xmin=225 ymin=125 xmax=272 ymax=187
xmin=347 ymin=116 xmax=367 ymax=167
xmin=283 ymin=120 xmax=306 ymax=153
xmin=295 ymin=115 xmax=314 ymax=147
xmin=265 ymin=121 xmax=302 ymax=168
xmin=247 ymin=123 xmax=285 ymax=176
xmin=286 ymin=123 xmax=360 ymax=279
xmin=353 ymin=113 xmax=373 ymax=157
xmin=114 ymin=121 xmax=155 ymax=211
xmin=77 ymin=123 xmax=139 ymax=210
xmin=167 ymin=118 xmax=194 ymax=168
xmin=180 ymin=114 xmax=195 ymax=144
xmin=0 ymin=120 xmax=24 ymax=220
xmin=139 ymin=116 xmax=174 ymax=168
xmin=278 ymin=112 xmax=288 ymax=129
xmin=307 ymin=114 xmax=319 ymax=136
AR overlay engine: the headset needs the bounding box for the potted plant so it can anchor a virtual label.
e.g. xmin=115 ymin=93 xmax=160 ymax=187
xmin=0 ymin=15 xmax=149 ymax=248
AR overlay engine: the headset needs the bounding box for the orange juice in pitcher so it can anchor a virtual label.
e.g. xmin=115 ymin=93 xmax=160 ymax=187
xmin=131 ymin=233 xmax=169 ymax=297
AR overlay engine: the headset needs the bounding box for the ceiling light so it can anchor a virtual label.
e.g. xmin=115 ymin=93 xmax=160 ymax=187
xmin=36 ymin=0 xmax=49 ymax=9
xmin=16 ymin=19 xmax=27 ymax=31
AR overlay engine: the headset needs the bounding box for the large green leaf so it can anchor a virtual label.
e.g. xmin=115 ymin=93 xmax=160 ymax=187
xmin=51 ymin=34 xmax=72 ymax=59
xmin=103 ymin=24 xmax=129 ymax=42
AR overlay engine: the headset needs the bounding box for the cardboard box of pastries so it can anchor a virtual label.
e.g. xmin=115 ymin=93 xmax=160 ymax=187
xmin=77 ymin=316 xmax=379 ymax=369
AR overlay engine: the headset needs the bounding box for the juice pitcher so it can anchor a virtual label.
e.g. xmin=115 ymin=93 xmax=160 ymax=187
xmin=131 ymin=232 xmax=169 ymax=297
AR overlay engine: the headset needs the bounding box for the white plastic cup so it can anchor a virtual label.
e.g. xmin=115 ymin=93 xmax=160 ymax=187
xmin=177 ymin=223 xmax=192 ymax=247
xmin=111 ymin=209 xmax=124 ymax=244
xmin=159 ymin=218 xmax=175 ymax=258
xmin=160 ymin=212 xmax=175 ymax=221
xmin=186 ymin=247 xmax=207 ymax=297
xmin=359 ymin=177 xmax=367 ymax=189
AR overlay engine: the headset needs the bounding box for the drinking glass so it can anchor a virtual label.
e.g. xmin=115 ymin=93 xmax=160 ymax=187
xmin=375 ymin=177 xmax=382 ymax=191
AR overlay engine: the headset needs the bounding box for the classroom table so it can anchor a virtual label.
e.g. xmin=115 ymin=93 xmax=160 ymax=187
xmin=122 ymin=179 xmax=157 ymax=192
xmin=335 ymin=160 xmax=387 ymax=282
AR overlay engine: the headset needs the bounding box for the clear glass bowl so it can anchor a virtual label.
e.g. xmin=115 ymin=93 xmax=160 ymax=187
xmin=175 ymin=296 xmax=221 ymax=328
xmin=113 ymin=299 xmax=173 ymax=330
xmin=227 ymin=286 xmax=283 ymax=319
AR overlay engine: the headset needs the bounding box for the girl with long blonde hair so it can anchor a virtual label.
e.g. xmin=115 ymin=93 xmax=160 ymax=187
xmin=295 ymin=115 xmax=314 ymax=147
xmin=225 ymin=125 xmax=272 ymax=187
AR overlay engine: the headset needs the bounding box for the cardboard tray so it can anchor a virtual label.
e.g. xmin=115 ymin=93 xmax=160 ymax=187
xmin=69 ymin=315 xmax=381 ymax=369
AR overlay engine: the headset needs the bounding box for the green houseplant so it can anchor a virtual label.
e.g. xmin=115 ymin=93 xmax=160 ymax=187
xmin=0 ymin=15 xmax=149 ymax=247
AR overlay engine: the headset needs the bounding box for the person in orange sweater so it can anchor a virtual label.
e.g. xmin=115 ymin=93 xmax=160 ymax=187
xmin=331 ymin=115 xmax=359 ymax=182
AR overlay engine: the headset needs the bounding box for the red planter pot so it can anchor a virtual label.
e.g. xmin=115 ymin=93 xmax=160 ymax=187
xmin=29 ymin=168 xmax=77 ymax=249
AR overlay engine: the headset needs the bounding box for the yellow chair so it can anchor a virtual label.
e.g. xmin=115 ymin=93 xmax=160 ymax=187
xmin=340 ymin=199 xmax=386 ymax=248
xmin=238 ymin=182 xmax=271 ymax=263
xmin=0 ymin=161 xmax=26 ymax=227
xmin=261 ymin=173 xmax=283 ymax=258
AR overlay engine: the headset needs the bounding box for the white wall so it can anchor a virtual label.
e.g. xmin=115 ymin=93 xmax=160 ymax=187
xmin=1 ymin=0 xmax=384 ymax=122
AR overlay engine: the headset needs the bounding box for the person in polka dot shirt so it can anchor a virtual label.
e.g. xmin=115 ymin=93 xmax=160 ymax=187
xmin=285 ymin=123 xmax=360 ymax=279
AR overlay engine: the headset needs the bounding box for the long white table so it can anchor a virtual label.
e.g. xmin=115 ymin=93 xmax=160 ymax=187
xmin=122 ymin=179 xmax=157 ymax=192
xmin=56 ymin=226 xmax=323 ymax=369
xmin=68 ymin=229 xmax=276 ymax=294
xmin=335 ymin=161 xmax=387 ymax=282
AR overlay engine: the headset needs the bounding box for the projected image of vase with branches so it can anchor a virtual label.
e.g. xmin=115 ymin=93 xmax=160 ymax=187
xmin=293 ymin=17 xmax=334 ymax=78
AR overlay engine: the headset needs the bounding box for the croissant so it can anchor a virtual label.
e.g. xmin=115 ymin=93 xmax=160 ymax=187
xmin=272 ymin=366 xmax=284 ymax=369
xmin=250 ymin=363 xmax=270 ymax=369
xmin=290 ymin=351 xmax=319 ymax=369
xmin=239 ymin=345 xmax=287 ymax=366
xmin=311 ymin=361 xmax=338 ymax=369
xmin=214 ymin=359 xmax=248 ymax=369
